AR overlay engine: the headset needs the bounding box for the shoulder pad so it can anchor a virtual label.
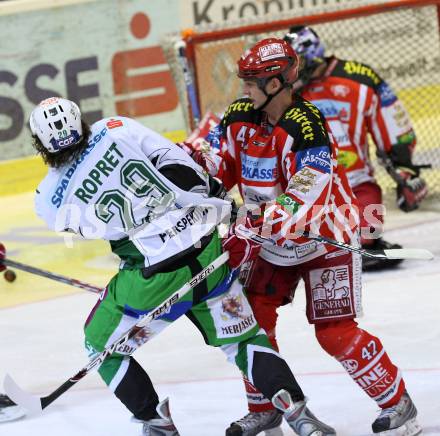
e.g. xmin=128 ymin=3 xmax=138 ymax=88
xmin=332 ymin=59 xmax=382 ymax=89
xmin=222 ymin=98 xmax=257 ymax=126
xmin=279 ymin=96 xmax=328 ymax=143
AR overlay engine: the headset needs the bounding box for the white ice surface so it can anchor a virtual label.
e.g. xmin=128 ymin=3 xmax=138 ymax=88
xmin=1 ymin=212 xmax=439 ymax=436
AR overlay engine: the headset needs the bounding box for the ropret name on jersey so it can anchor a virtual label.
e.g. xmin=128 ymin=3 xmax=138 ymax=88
xmin=241 ymin=154 xmax=278 ymax=182
xmin=74 ymin=142 xmax=124 ymax=204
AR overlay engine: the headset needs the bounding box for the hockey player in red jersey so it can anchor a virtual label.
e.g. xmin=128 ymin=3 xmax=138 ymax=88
xmin=284 ymin=25 xmax=428 ymax=271
xmin=181 ymin=38 xmax=421 ymax=436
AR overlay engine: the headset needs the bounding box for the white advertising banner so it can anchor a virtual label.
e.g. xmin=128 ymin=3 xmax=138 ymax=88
xmin=0 ymin=0 xmax=183 ymax=158
xmin=179 ymin=0 xmax=386 ymax=28
xmin=0 ymin=0 xmax=431 ymax=159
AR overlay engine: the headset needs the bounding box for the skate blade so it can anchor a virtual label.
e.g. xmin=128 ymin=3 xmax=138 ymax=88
xmin=0 ymin=405 xmax=26 ymax=423
xmin=376 ymin=417 xmax=422 ymax=436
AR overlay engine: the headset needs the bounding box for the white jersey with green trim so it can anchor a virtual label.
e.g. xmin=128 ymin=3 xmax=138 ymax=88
xmin=35 ymin=117 xmax=230 ymax=268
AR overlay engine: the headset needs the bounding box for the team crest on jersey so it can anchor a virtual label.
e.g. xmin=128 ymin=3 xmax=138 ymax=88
xmin=331 ymin=85 xmax=350 ymax=97
xmin=221 ymin=295 xmax=244 ymax=320
xmin=341 ymin=359 xmax=359 ymax=374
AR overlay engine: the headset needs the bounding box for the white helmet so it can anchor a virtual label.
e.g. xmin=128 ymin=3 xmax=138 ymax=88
xmin=29 ymin=97 xmax=83 ymax=153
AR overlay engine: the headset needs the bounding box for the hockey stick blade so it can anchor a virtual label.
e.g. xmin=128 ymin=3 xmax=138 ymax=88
xmin=380 ymin=248 xmax=434 ymax=260
xmin=3 ymin=251 xmax=229 ymax=412
xmin=4 ymin=374 xmax=43 ymax=415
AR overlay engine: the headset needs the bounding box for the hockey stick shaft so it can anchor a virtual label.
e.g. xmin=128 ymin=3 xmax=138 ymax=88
xmin=4 ymin=251 xmax=229 ymax=413
xmin=0 ymin=258 xmax=102 ymax=294
xmin=303 ymin=231 xmax=433 ymax=260
xmin=175 ymin=40 xmax=201 ymax=125
xmin=235 ymin=224 xmax=433 ymax=260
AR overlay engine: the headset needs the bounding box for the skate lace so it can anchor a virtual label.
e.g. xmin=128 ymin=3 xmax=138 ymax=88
xmin=235 ymin=411 xmax=274 ymax=430
xmin=377 ymin=397 xmax=408 ymax=420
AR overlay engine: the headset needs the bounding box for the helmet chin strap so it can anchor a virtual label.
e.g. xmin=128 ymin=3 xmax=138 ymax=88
xmin=255 ymin=77 xmax=288 ymax=110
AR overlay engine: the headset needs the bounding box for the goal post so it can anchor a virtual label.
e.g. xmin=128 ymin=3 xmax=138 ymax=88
xmin=162 ymin=0 xmax=440 ymax=197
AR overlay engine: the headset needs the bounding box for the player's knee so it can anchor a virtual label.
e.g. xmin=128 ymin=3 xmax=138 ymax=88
xmin=315 ymin=319 xmax=359 ymax=356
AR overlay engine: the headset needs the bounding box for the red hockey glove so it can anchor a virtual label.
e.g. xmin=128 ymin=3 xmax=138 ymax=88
xmin=176 ymin=141 xmax=218 ymax=176
xmin=222 ymin=214 xmax=262 ymax=270
xmin=396 ymin=169 xmax=428 ymax=212
xmin=0 ymin=243 xmax=6 ymax=272
xmin=176 ymin=142 xmax=207 ymax=166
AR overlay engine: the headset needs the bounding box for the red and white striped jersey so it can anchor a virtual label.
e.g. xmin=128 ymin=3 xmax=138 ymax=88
xmin=214 ymin=95 xmax=359 ymax=266
xmin=301 ymin=57 xmax=416 ymax=188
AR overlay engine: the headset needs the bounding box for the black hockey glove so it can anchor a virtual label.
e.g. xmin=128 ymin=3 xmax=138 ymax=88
xmin=377 ymin=148 xmax=429 ymax=213
xmin=395 ymin=167 xmax=428 ymax=212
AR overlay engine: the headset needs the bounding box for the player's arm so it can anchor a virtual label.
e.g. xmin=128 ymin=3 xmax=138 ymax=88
xmin=364 ymin=68 xmax=428 ymax=211
xmin=132 ymin=123 xmax=209 ymax=195
xmin=271 ymin=136 xmax=333 ymax=244
xmin=243 ymin=110 xmax=334 ymax=246
xmin=177 ymin=103 xmax=244 ymax=191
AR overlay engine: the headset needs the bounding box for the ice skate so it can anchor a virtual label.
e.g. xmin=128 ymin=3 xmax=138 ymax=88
xmin=225 ymin=409 xmax=283 ymax=435
xmin=141 ymin=398 xmax=179 ymax=436
xmin=372 ymin=391 xmax=422 ymax=435
xmin=272 ymin=389 xmax=336 ymax=436
xmin=0 ymin=393 xmax=26 ymax=423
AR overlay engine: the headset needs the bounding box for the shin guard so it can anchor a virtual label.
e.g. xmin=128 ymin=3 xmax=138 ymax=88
xmin=316 ymin=321 xmax=405 ymax=408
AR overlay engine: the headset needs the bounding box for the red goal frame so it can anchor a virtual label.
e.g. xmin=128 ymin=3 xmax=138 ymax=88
xmin=182 ymin=0 xmax=440 ymax=130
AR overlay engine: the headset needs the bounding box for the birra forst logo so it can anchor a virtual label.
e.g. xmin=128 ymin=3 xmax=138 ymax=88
xmin=343 ymin=61 xmax=380 ymax=85
xmin=259 ymin=43 xmax=285 ymax=61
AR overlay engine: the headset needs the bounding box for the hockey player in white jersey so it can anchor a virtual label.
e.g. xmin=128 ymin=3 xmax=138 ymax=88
xmin=7 ymin=96 xmax=337 ymax=435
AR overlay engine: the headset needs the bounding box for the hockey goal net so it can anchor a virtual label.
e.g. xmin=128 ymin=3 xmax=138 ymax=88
xmin=162 ymin=0 xmax=440 ymax=198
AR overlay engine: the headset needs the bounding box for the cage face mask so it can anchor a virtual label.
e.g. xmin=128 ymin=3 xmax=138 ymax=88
xmin=284 ymin=26 xmax=325 ymax=88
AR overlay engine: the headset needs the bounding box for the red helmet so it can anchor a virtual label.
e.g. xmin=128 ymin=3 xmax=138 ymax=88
xmin=237 ymin=38 xmax=299 ymax=85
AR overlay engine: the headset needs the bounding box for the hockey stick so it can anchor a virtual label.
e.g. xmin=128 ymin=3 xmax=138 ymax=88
xmin=235 ymin=224 xmax=434 ymax=261
xmin=376 ymin=149 xmax=431 ymax=187
xmin=0 ymin=258 xmax=102 ymax=294
xmin=3 ymin=251 xmax=229 ymax=414
xmin=175 ymin=39 xmax=201 ymax=126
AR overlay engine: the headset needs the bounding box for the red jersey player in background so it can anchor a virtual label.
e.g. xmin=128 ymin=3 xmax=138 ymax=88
xmin=284 ymin=25 xmax=428 ymax=271
xmin=181 ymin=38 xmax=421 ymax=436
